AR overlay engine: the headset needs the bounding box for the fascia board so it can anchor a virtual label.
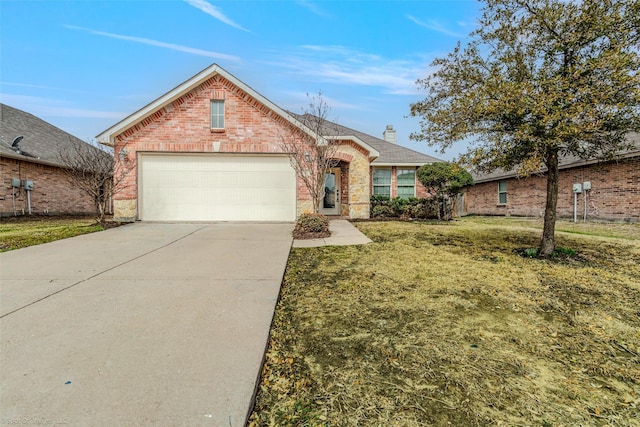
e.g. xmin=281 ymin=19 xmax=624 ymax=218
xmin=96 ymin=63 xmax=319 ymax=145
xmin=1 ymin=152 xmax=68 ymax=169
xmin=372 ymin=162 xmax=431 ymax=167
xmin=327 ymin=135 xmax=380 ymax=159
xmin=96 ymin=64 xmax=222 ymax=144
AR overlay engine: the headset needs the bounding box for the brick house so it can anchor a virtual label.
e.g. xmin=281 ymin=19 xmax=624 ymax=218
xmin=97 ymin=64 xmax=440 ymax=222
xmin=464 ymin=133 xmax=640 ymax=222
xmin=0 ymin=103 xmax=108 ymax=217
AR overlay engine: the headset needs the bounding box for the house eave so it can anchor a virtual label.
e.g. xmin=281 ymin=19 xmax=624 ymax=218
xmin=1 ymin=152 xmax=65 ymax=169
xmin=327 ymin=135 xmax=380 ymax=159
xmin=371 ymin=162 xmax=430 ymax=167
xmin=96 ymin=63 xmax=320 ymax=146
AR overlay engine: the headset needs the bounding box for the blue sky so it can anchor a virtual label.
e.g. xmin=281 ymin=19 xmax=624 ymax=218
xmin=0 ymin=0 xmax=481 ymax=160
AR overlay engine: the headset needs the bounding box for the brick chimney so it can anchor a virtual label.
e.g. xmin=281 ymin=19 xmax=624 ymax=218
xmin=383 ymin=125 xmax=396 ymax=144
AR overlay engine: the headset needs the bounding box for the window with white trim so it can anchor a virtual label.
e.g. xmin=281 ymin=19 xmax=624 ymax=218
xmin=498 ymin=180 xmax=507 ymax=204
xmin=210 ymin=100 xmax=224 ymax=129
xmin=373 ymin=168 xmax=391 ymax=197
xmin=397 ymin=169 xmax=416 ymax=199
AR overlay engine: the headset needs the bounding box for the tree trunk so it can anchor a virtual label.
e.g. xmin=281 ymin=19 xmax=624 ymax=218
xmin=539 ymin=149 xmax=559 ymax=257
xmin=313 ymin=196 xmax=321 ymax=214
xmin=96 ymin=198 xmax=105 ymax=224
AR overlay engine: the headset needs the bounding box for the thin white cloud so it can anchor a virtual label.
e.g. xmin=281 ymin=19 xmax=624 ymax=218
xmin=300 ymin=45 xmax=382 ymax=63
xmin=64 ymin=25 xmax=240 ymax=61
xmin=184 ymin=0 xmax=249 ymax=32
xmin=284 ymin=91 xmax=360 ymax=111
xmin=295 ymin=0 xmax=329 ymax=18
xmin=407 ymin=15 xmax=463 ymax=38
xmin=0 ymin=81 xmax=123 ymax=98
xmin=0 ymin=93 xmax=126 ymax=119
xmin=0 ymin=82 xmax=62 ymax=91
xmin=266 ymin=46 xmax=433 ymax=95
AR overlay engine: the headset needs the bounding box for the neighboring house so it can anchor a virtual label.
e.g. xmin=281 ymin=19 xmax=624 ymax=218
xmin=0 ymin=103 xmax=108 ymax=217
xmin=97 ymin=64 xmax=441 ymax=222
xmin=464 ymin=133 xmax=640 ymax=222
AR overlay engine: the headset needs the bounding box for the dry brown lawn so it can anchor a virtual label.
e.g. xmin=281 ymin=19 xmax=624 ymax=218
xmin=249 ymin=217 xmax=640 ymax=427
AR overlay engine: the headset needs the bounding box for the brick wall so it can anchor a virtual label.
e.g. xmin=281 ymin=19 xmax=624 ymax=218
xmin=112 ymin=73 xmax=380 ymax=220
xmin=465 ymin=157 xmax=640 ymax=222
xmin=0 ymin=157 xmax=97 ymax=216
xmin=114 ymin=74 xmax=304 ymax=202
xmin=416 ymin=179 xmax=429 ymax=198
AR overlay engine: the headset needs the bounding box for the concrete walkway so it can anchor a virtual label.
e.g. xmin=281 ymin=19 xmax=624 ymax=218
xmin=0 ymin=222 xmax=293 ymax=427
xmin=293 ymin=219 xmax=372 ymax=248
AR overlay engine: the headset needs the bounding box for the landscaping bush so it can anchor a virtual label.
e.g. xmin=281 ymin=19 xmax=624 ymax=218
xmin=296 ymin=213 xmax=329 ymax=232
xmin=371 ymin=204 xmax=395 ymax=218
xmin=370 ymin=196 xmax=438 ymax=219
xmin=293 ymin=213 xmax=330 ymax=239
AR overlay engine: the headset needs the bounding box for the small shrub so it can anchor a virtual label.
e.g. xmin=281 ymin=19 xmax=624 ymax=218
xmin=372 ymin=205 xmax=395 ymax=218
xmin=370 ymin=195 xmax=391 ymax=203
xmin=370 ymin=196 xmax=439 ymax=220
xmin=553 ymin=247 xmax=577 ymax=257
xmin=389 ymin=197 xmax=409 ymax=216
xmin=516 ymin=247 xmax=579 ymax=259
xmin=296 ymin=213 xmax=329 ymax=233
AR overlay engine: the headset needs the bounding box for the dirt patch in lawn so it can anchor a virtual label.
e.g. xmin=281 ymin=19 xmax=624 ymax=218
xmin=249 ymin=219 xmax=640 ymax=426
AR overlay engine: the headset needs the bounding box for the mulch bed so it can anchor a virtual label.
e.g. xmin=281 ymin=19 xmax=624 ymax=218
xmin=292 ymin=229 xmax=331 ymax=240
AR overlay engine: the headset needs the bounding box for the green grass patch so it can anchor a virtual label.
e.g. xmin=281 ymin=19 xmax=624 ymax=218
xmin=461 ymin=215 xmax=640 ymax=240
xmin=0 ymin=217 xmax=103 ymax=252
xmin=249 ymin=220 xmax=640 ymax=426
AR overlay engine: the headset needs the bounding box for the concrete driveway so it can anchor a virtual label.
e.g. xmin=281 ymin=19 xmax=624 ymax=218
xmin=0 ymin=222 xmax=293 ymax=426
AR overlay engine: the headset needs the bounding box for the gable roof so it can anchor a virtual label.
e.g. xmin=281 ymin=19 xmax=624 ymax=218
xmin=293 ymin=113 xmax=443 ymax=166
xmin=0 ymin=103 xmax=107 ymax=168
xmin=472 ymin=132 xmax=640 ymax=183
xmin=94 ymin=64 xmax=454 ymax=163
xmin=96 ymin=63 xmax=323 ymax=147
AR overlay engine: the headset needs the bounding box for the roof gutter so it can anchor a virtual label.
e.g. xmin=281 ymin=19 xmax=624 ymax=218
xmin=1 ymin=152 xmax=67 ymax=169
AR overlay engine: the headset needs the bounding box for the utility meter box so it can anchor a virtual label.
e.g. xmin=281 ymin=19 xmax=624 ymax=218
xmin=11 ymin=178 xmax=21 ymax=188
xmin=573 ymin=183 xmax=582 ymax=193
xmin=583 ymin=181 xmax=592 ymax=191
xmin=23 ymin=180 xmax=34 ymax=190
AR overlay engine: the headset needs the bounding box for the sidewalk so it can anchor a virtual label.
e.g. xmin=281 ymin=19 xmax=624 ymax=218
xmin=293 ymin=219 xmax=372 ymax=248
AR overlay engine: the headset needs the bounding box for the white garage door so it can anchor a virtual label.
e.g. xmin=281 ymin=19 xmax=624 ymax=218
xmin=138 ymin=154 xmax=296 ymax=222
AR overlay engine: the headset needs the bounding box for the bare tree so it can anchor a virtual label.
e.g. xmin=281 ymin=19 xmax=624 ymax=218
xmin=281 ymin=92 xmax=341 ymax=214
xmin=58 ymin=138 xmax=133 ymax=223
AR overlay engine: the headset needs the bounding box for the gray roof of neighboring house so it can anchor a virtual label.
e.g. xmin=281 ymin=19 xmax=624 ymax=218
xmin=472 ymin=132 xmax=640 ymax=183
xmin=293 ymin=113 xmax=443 ymax=165
xmin=0 ymin=103 xmax=108 ymax=168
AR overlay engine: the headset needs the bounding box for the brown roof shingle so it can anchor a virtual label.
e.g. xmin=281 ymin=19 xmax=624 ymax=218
xmin=0 ymin=103 xmax=109 ymax=168
xmin=472 ymin=133 xmax=640 ymax=183
xmin=292 ymin=113 xmax=443 ymax=165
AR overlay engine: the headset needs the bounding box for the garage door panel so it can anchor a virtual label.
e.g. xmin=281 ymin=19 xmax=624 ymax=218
xmin=139 ymin=154 xmax=296 ymax=222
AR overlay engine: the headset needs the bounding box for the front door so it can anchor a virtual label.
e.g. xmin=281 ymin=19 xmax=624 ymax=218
xmin=320 ymin=168 xmax=340 ymax=215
